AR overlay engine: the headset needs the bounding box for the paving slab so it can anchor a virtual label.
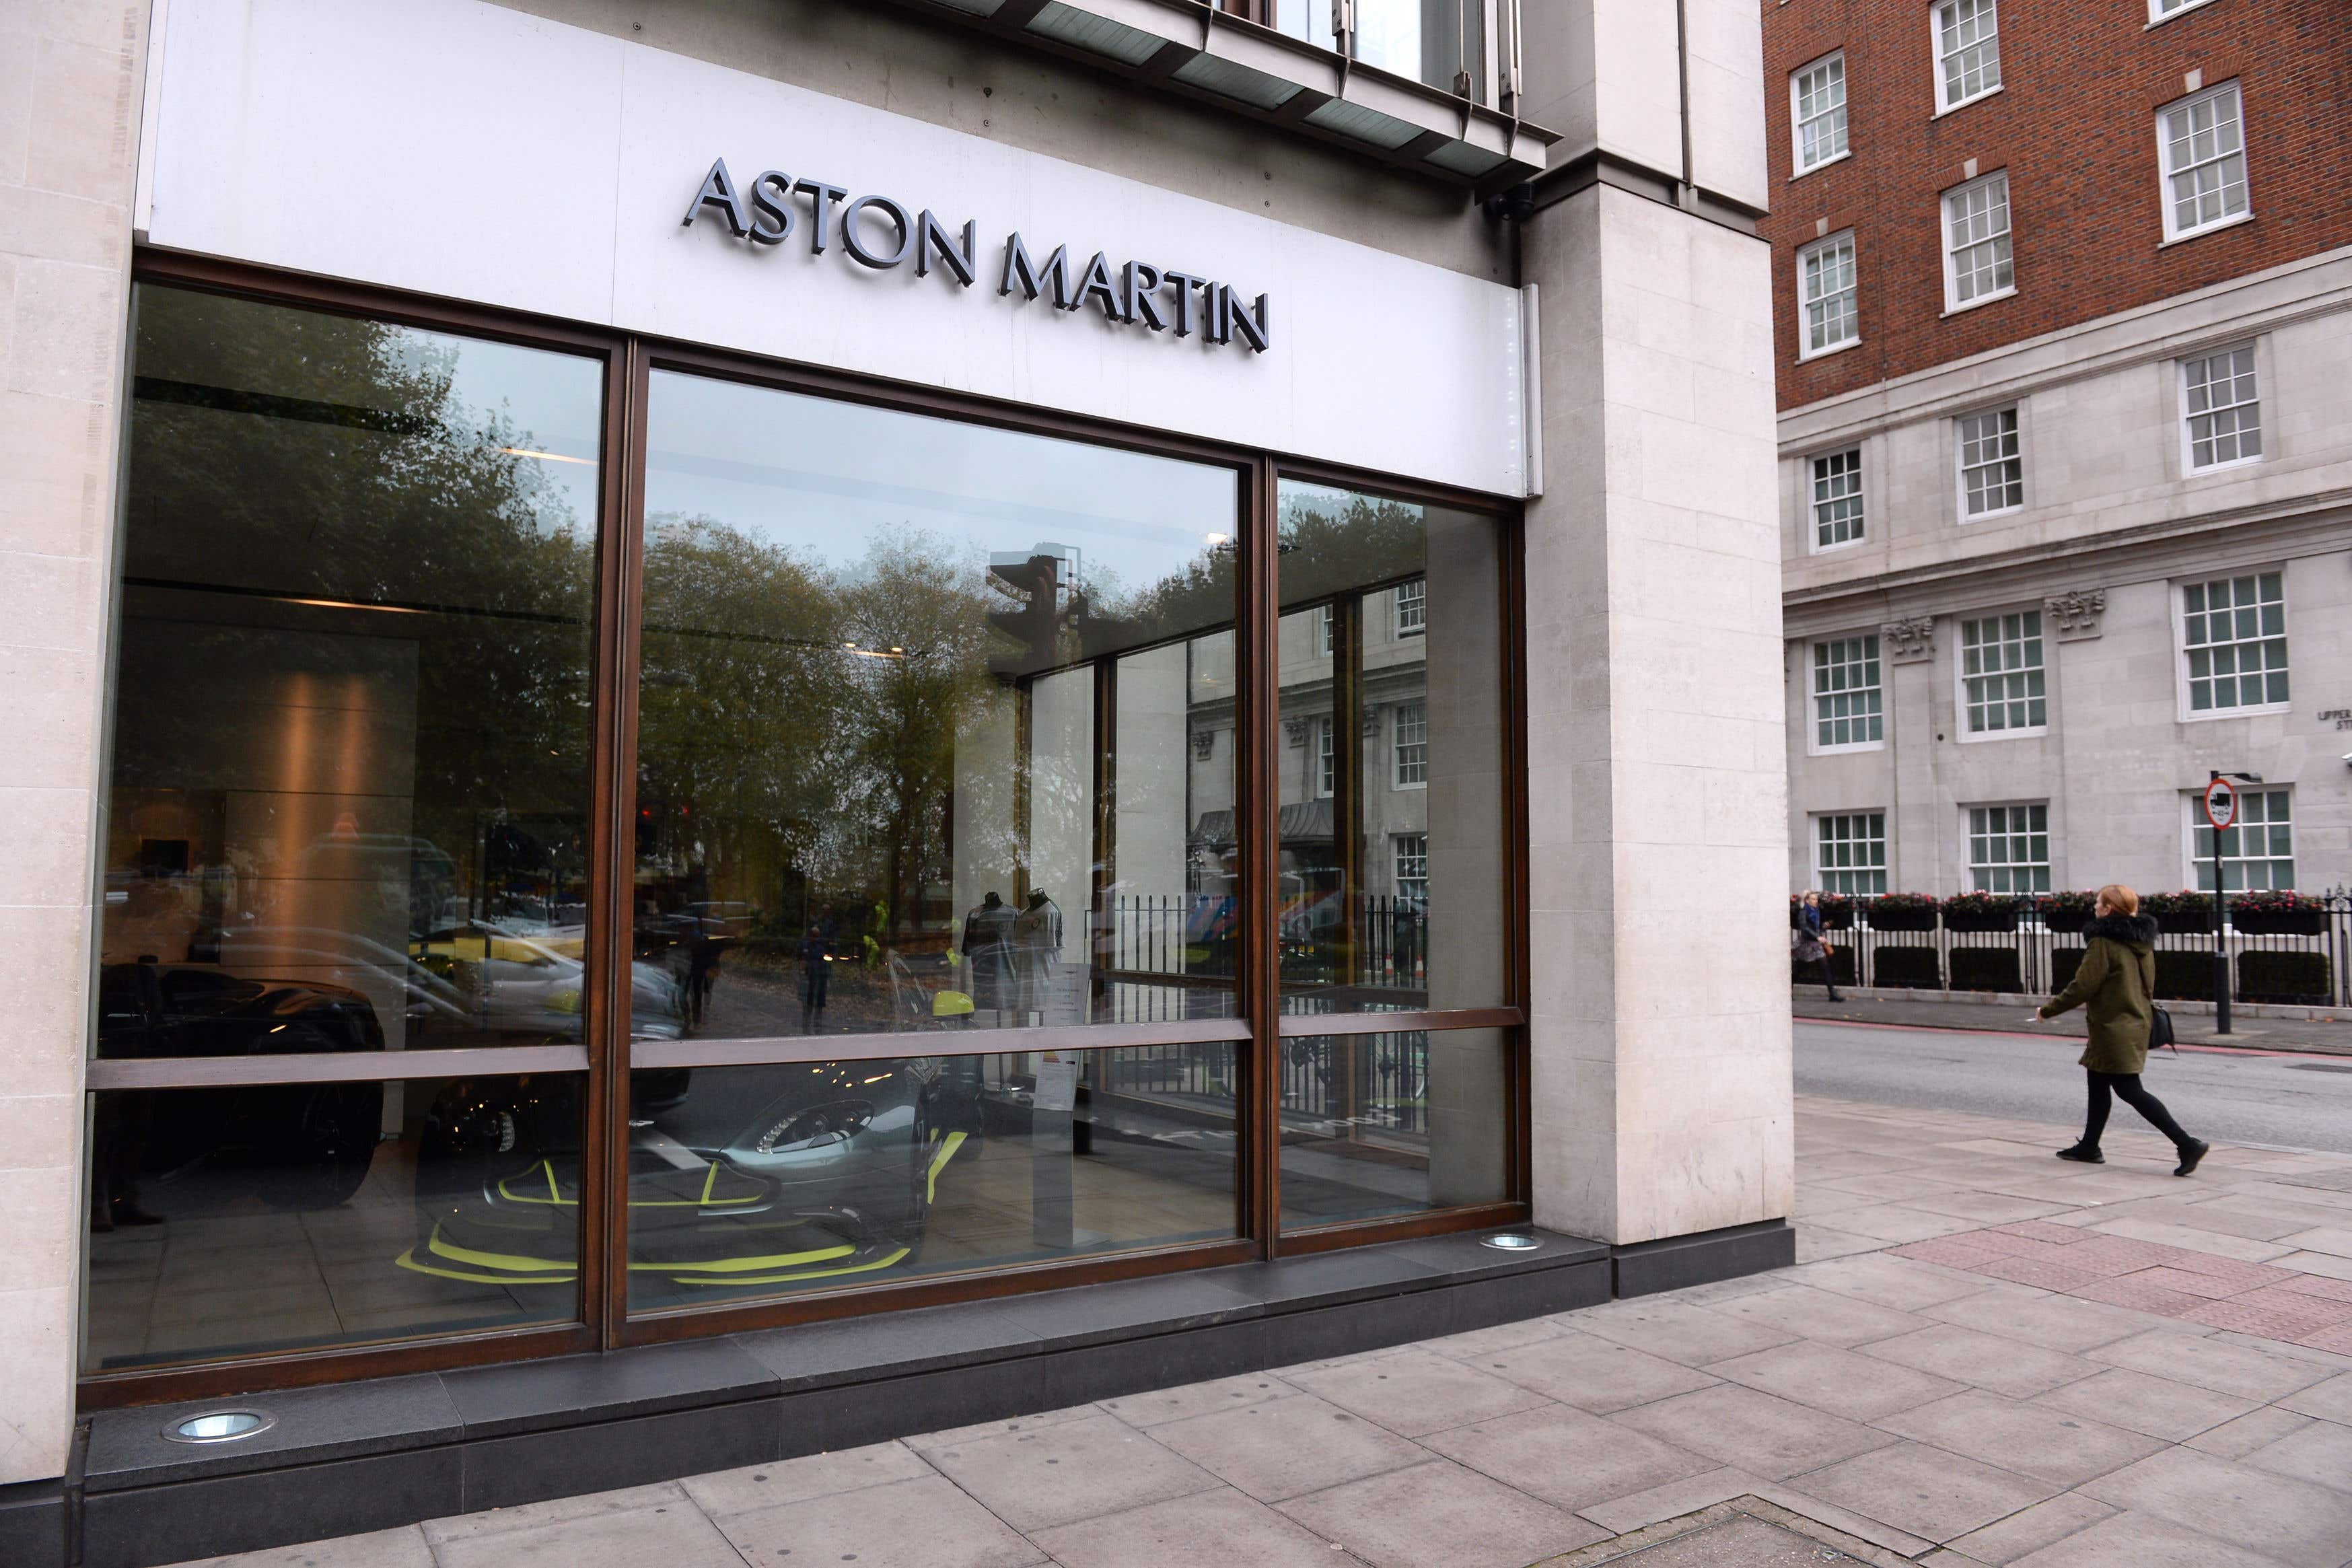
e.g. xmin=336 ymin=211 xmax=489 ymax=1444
xmin=2240 ymin=1412 xmax=2352 ymax=1494
xmin=1421 ymin=1403 xmax=1719 ymax=1513
xmin=2278 ymin=1369 xmax=2352 ymax=1423
xmin=419 ymin=1482 xmax=695 ymax=1546
xmin=1876 ymin=1390 xmax=2165 ymax=1487
xmin=1096 ymin=1371 xmax=1300 ymax=1427
xmin=2026 ymin=1366 xmax=2260 ymax=1442
xmin=1147 ymin=1390 xmax=1427 ymax=1503
xmin=1279 ymin=1348 xmax=1553 ymax=1437
xmin=1608 ymin=1384 xmax=1898 ymax=1481
xmin=1856 ymin=1323 xmax=2102 ymax=1398
xmin=1571 ymin=1299 xmax=1803 ymax=1367
xmin=2088 ymin=1327 xmax=2335 ymax=1400
xmin=1939 ymin=1491 xmax=2118 ymax=1565
xmin=1781 ymin=1439 xmax=2055 ymax=1544
xmin=158 ymin=1527 xmax=435 ymax=1568
xmin=2006 ymin=1507 xmax=2300 ymax=1568
xmin=1028 ymin=1487 xmax=1343 ymax=1568
xmin=1569 ymin=1467 xmax=1765 ymax=1536
xmin=1922 ymin=1286 xmax=2174 ymax=1353
xmin=1703 ymin=1283 xmax=1932 ymax=1347
xmin=680 ymin=1440 xmax=935 ymax=1516
xmin=711 ymin=1473 xmax=1044 ymax=1568
xmin=2182 ymin=1404 xmax=2317 ymax=1458
xmin=1709 ymin=1339 xmax=1967 ymax=1423
xmin=1466 ymin=1328 xmax=1722 ymax=1412
xmin=2081 ymin=1446 xmax=2352 ymax=1568
xmin=918 ymin=1411 xmax=1217 ymax=1532
xmin=1783 ymin=1252 xmax=1998 ymax=1312
xmin=1275 ymin=1457 xmax=1608 ymax=1568
xmin=429 ymin=1498 xmax=748 ymax=1568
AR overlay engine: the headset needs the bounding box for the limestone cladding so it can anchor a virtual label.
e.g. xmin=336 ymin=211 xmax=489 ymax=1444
xmin=0 ymin=0 xmax=147 ymax=1488
xmin=1779 ymin=250 xmax=2352 ymax=900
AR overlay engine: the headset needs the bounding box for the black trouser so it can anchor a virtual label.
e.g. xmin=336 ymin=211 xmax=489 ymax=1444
xmin=1809 ymin=957 xmax=1841 ymax=997
xmin=2083 ymin=1069 xmax=2193 ymax=1152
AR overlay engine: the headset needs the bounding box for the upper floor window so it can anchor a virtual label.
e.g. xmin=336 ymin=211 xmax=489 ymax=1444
xmin=2182 ymin=345 xmax=2262 ymax=471
xmin=1960 ymin=610 xmax=2045 ymax=735
xmin=2181 ymin=571 xmax=2288 ymax=715
xmin=1812 ymin=635 xmax=1884 ymax=750
xmin=1316 ymin=717 xmax=1337 ymax=796
xmin=1393 ymin=577 xmax=1425 ymax=639
xmin=2159 ymin=82 xmax=2250 ymax=242
xmin=1943 ymin=172 xmax=2014 ymax=310
xmin=1957 ymin=406 xmax=2023 ymax=518
xmin=1811 ymin=449 xmax=1865 ymax=550
xmin=1814 ymin=812 xmax=1888 ymax=896
xmin=1793 ymin=53 xmax=1850 ymax=174
xmin=1393 ymin=833 xmax=1429 ymax=902
xmin=1798 ymin=234 xmax=1859 ymax=359
xmin=1931 ymin=0 xmax=2001 ymax=113
xmin=2149 ymin=0 xmax=2217 ymax=18
xmin=1392 ymin=701 xmax=1428 ymax=788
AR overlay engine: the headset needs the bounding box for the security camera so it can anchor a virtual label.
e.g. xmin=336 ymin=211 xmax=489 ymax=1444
xmin=2343 ymin=750 xmax=2352 ymax=767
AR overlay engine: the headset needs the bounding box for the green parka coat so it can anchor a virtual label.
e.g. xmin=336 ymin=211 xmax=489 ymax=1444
xmin=2038 ymin=913 xmax=2160 ymax=1073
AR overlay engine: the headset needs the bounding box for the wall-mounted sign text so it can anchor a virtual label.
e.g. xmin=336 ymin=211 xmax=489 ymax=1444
xmin=683 ymin=158 xmax=1271 ymax=354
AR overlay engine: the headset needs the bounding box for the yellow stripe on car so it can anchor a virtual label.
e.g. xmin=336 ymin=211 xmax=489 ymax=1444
xmin=674 ymin=1246 xmax=913 ymax=1286
xmin=394 ymin=1248 xmax=577 ymax=1285
xmin=427 ymin=1223 xmax=574 ymax=1276
xmin=647 ymin=1242 xmax=857 ymax=1275
xmin=926 ymin=1131 xmax=967 ymax=1203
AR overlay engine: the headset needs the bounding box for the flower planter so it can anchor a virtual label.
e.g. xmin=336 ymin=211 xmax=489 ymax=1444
xmin=2040 ymin=910 xmax=2090 ymax=935
xmin=1865 ymin=907 xmax=1939 ymax=933
xmin=2232 ymin=908 xmax=2328 ymax=937
xmin=1942 ymin=906 xmax=2020 ymax=934
xmin=2153 ymin=911 xmax=2217 ymax=937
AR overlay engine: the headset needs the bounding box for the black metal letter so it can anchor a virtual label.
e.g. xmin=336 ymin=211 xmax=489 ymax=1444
xmin=748 ymin=170 xmax=796 ymax=246
xmin=919 ymin=212 xmax=978 ymax=286
xmin=841 ymin=194 xmax=915 ymax=269
xmin=1070 ymin=251 xmax=1122 ymax=319
xmin=999 ymin=234 xmax=1072 ymax=307
xmin=795 ymin=178 xmax=849 ymax=253
xmin=1227 ymin=289 xmax=1271 ymax=353
xmin=682 ymin=157 xmax=750 ymax=236
xmin=1162 ymin=269 xmax=1205 ymax=337
xmin=1122 ymin=262 xmax=1166 ymax=330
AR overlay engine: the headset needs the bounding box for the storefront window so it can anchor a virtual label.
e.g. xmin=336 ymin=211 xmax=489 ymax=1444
xmin=625 ymin=370 xmax=1243 ymax=1304
xmin=83 ymin=283 xmax=1520 ymax=1380
xmin=1275 ymin=480 xmax=1511 ymax=1227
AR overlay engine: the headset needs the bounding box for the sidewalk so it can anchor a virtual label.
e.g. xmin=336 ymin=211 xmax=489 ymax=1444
xmin=168 ymin=1096 xmax=2352 ymax=1568
xmin=1797 ymin=991 xmax=2352 ymax=1055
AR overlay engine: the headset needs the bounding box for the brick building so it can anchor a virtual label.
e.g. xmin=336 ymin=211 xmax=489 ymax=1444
xmin=1761 ymin=0 xmax=2352 ymax=909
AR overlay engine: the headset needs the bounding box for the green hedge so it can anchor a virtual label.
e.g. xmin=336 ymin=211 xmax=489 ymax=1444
xmin=2239 ymin=951 xmax=2332 ymax=1003
xmin=1949 ymin=948 xmax=2023 ymax=995
xmin=1872 ymin=946 xmax=1942 ymax=991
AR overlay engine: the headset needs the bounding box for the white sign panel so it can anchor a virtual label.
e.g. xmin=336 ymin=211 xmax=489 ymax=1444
xmin=143 ymin=0 xmax=1528 ymax=497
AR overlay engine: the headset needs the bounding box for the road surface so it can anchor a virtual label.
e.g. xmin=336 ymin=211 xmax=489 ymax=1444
xmin=1795 ymin=1018 xmax=2352 ymax=1155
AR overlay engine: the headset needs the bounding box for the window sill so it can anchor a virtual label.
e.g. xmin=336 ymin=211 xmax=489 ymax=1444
xmin=1933 ymin=83 xmax=2003 ymax=119
xmin=1810 ymin=742 xmax=1888 ymax=758
xmin=2185 ymin=454 xmax=2265 ymax=478
xmin=1791 ymin=149 xmax=1852 ymax=182
xmin=2180 ymin=702 xmax=2292 ymax=724
xmin=1797 ymin=338 xmax=1862 ymax=366
xmin=2161 ymin=211 xmax=2254 ymax=248
xmin=1811 ymin=535 xmax=1868 ymax=556
xmin=1940 ymin=287 xmax=2016 ymax=318
xmin=1956 ymin=726 xmax=2048 ymax=744
xmin=1960 ymin=505 xmax=2024 ymax=524
xmin=2146 ymin=0 xmax=2219 ymax=28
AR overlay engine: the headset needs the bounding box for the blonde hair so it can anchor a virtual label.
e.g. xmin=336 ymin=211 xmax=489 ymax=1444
xmin=2097 ymin=884 xmax=2140 ymax=917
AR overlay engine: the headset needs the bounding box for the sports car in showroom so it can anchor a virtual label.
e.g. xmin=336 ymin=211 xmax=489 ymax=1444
xmin=398 ymin=1057 xmax=985 ymax=1302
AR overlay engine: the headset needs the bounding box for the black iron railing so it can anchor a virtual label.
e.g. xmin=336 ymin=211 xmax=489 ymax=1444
xmin=1793 ymin=893 xmax=2351 ymax=1007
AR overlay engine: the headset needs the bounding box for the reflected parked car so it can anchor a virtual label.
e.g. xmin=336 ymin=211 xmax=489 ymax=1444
xmin=94 ymin=961 xmax=386 ymax=1215
xmin=399 ymin=1059 xmax=985 ymax=1293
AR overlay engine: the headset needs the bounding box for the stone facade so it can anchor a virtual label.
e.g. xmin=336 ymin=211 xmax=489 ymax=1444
xmin=1781 ymin=249 xmax=2352 ymax=900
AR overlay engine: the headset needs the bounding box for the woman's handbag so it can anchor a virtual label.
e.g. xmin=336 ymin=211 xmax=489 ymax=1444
xmin=2149 ymin=1005 xmax=2178 ymax=1055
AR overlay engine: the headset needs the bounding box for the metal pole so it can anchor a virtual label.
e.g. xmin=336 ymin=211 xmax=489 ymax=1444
xmin=2212 ymin=771 xmax=2231 ymax=1036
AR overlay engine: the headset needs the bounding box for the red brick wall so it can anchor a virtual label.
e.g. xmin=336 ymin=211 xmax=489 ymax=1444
xmin=1759 ymin=0 xmax=2352 ymax=411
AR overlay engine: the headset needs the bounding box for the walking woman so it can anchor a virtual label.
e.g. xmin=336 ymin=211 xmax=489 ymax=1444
xmin=2030 ymin=884 xmax=2210 ymax=1176
xmin=1795 ymin=892 xmax=1843 ymax=1002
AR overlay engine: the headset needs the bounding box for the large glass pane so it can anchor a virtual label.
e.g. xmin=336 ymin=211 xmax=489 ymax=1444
xmin=85 ymin=1074 xmax=581 ymax=1369
xmin=624 ymin=1044 xmax=1238 ymax=1309
xmin=101 ymin=286 xmax=607 ymax=1058
xmin=1276 ymin=479 xmax=1511 ymax=1230
xmin=1279 ymin=1028 xmax=1509 ymax=1227
xmin=633 ymin=371 xmax=1238 ymax=1042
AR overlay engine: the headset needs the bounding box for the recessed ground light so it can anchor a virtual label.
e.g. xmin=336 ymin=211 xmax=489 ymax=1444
xmin=1481 ymin=1232 xmax=1540 ymax=1252
xmin=163 ymin=1410 xmax=275 ymax=1444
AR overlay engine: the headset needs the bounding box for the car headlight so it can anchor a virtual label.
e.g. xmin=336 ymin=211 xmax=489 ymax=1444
xmin=751 ymin=1100 xmax=874 ymax=1154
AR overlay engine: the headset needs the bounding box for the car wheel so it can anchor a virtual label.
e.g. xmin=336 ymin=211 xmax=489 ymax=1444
xmin=262 ymin=1081 xmax=381 ymax=1209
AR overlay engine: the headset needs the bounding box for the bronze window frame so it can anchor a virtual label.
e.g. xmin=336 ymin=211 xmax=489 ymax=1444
xmin=79 ymin=249 xmax=1531 ymax=1410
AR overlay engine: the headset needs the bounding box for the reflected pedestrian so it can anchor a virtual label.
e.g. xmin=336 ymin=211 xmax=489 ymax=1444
xmin=2028 ymin=884 xmax=2209 ymax=1176
xmin=1794 ymin=892 xmax=1843 ymax=1002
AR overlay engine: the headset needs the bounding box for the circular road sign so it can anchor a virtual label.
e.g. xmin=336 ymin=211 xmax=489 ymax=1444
xmin=2203 ymin=778 xmax=2240 ymax=832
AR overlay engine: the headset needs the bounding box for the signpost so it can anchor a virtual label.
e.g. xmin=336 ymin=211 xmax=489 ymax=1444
xmin=2205 ymin=773 xmax=2257 ymax=1034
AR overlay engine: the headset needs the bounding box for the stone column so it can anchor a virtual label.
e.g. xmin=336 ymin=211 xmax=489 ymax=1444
xmin=1518 ymin=1 xmax=1794 ymax=1244
xmin=0 ymin=0 xmax=148 ymax=1491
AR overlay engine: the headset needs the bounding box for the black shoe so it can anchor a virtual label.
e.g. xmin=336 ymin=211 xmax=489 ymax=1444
xmin=2175 ymin=1140 xmax=2210 ymax=1178
xmin=2056 ymin=1145 xmax=2104 ymax=1164
xmin=1826 ymin=991 xmax=1843 ymax=1003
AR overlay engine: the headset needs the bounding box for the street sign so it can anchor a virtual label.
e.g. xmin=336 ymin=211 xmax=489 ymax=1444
xmin=2203 ymin=777 xmax=2240 ymax=832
